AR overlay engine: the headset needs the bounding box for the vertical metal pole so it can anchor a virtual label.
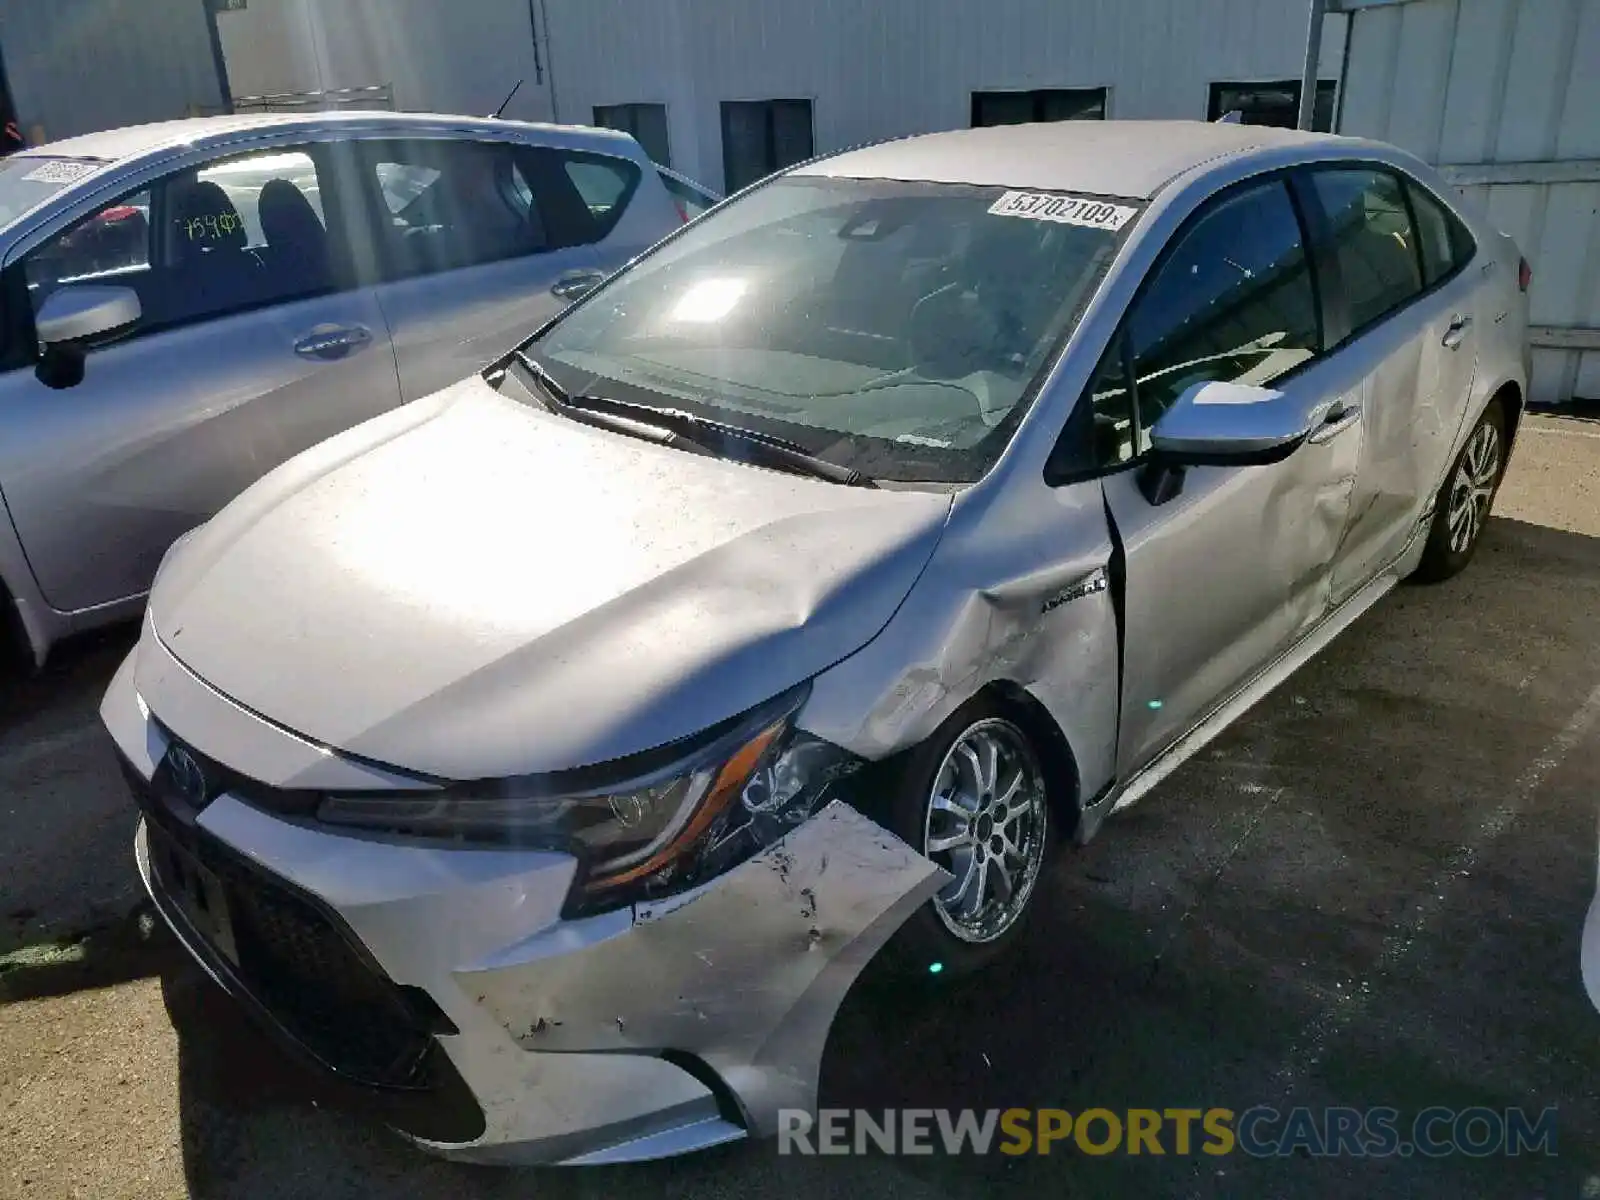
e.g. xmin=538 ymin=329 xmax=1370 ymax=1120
xmin=203 ymin=0 xmax=235 ymax=115
xmin=1299 ymin=0 xmax=1329 ymax=129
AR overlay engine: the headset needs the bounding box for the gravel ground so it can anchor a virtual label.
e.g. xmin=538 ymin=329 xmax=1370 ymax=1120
xmin=2 ymin=412 xmax=1598 ymax=1199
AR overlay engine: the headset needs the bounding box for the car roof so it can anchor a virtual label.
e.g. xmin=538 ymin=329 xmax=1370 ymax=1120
xmin=795 ymin=119 xmax=1342 ymax=200
xmin=15 ymin=110 xmax=639 ymax=166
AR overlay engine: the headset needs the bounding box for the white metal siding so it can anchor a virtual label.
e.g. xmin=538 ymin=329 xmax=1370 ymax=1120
xmin=543 ymin=0 xmax=1348 ymax=190
xmin=0 ymin=0 xmax=225 ymax=141
xmin=216 ymin=0 xmax=556 ymax=121
xmin=1339 ymin=0 xmax=1600 ymax=402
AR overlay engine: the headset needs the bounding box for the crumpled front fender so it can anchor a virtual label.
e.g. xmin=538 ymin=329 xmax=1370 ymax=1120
xmin=456 ymin=801 xmax=949 ymax=1137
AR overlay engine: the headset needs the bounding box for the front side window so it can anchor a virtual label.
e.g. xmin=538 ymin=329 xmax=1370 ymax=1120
xmin=721 ymin=100 xmax=814 ymax=193
xmin=1310 ymin=167 xmax=1423 ymax=335
xmin=528 ymin=175 xmax=1136 ymax=483
xmin=23 ymin=144 xmax=341 ymax=340
xmin=1113 ymin=179 xmax=1321 ymax=456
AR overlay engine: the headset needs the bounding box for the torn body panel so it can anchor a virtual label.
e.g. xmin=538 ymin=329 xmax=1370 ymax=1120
xmin=457 ymin=801 xmax=948 ymax=1138
xmin=800 ymin=478 xmax=1122 ymax=824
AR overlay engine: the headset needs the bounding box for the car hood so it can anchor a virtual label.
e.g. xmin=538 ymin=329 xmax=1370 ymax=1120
xmin=149 ymin=377 xmax=951 ymax=779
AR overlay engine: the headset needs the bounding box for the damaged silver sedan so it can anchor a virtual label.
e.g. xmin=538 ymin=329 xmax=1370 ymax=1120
xmin=101 ymin=119 xmax=1530 ymax=1164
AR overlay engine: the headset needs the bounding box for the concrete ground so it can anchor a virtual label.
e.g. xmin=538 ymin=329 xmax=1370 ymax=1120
xmin=2 ymin=412 xmax=1599 ymax=1199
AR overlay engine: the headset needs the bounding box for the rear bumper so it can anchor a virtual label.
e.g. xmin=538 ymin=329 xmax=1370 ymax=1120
xmin=104 ymin=640 xmax=944 ymax=1165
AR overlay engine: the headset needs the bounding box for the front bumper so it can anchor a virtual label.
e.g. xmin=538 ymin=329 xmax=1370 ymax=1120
xmin=102 ymin=638 xmax=945 ymax=1165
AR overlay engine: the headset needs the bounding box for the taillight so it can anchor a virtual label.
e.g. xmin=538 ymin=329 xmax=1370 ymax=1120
xmin=1518 ymin=256 xmax=1532 ymax=293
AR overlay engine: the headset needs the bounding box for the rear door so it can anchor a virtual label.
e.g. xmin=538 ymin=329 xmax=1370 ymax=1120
xmin=0 ymin=143 xmax=401 ymax=614
xmin=345 ymin=137 xmax=658 ymax=401
xmin=1308 ymin=166 xmax=1480 ymax=602
xmin=1086 ymin=176 xmax=1361 ymax=776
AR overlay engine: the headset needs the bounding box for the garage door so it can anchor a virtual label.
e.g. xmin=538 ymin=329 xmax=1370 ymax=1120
xmin=1333 ymin=0 xmax=1600 ymax=404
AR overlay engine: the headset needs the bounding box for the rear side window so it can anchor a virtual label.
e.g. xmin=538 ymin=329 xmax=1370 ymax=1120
xmin=359 ymin=139 xmax=548 ymax=279
xmin=1406 ymin=178 xmax=1475 ymax=285
xmin=1310 ymin=168 xmax=1423 ymax=334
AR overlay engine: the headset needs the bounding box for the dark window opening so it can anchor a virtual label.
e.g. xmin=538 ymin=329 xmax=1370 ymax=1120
xmin=972 ymin=88 xmax=1107 ymax=127
xmin=720 ymin=99 xmax=814 ymax=194
xmin=593 ymin=103 xmax=671 ymax=167
xmin=1208 ymin=80 xmax=1337 ymax=132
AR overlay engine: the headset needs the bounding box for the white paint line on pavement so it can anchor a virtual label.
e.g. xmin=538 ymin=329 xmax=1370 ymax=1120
xmin=0 ymin=723 xmax=99 ymax=774
xmin=1273 ymin=677 xmax=1600 ymax=1092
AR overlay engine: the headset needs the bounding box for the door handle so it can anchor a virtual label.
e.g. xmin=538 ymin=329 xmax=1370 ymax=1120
xmin=1442 ymin=314 xmax=1473 ymax=350
xmin=551 ymin=270 xmax=607 ymax=301
xmin=294 ymin=325 xmax=373 ymax=361
xmin=1307 ymin=402 xmax=1361 ymax=445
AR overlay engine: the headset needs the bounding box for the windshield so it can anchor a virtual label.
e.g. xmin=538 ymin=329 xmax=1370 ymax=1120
xmin=528 ymin=175 xmax=1137 ymax=483
xmin=0 ymin=157 xmax=105 ymax=229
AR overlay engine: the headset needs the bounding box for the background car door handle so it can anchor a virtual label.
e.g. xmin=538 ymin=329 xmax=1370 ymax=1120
xmin=1307 ymin=403 xmax=1361 ymax=445
xmin=294 ymin=325 xmax=373 ymax=361
xmin=551 ymin=270 xmax=607 ymax=301
xmin=1442 ymin=314 xmax=1473 ymax=350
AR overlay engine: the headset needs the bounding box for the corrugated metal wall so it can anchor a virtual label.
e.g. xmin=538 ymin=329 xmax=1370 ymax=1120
xmin=215 ymin=0 xmax=554 ymax=121
xmin=0 ymin=0 xmax=225 ymax=142
xmin=1338 ymin=0 xmax=1600 ymax=403
xmin=540 ymin=0 xmax=1348 ymax=190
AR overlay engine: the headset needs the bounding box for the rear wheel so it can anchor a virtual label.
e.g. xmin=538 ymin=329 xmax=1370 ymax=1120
xmin=1413 ymin=398 xmax=1505 ymax=582
xmin=880 ymin=699 xmax=1054 ymax=976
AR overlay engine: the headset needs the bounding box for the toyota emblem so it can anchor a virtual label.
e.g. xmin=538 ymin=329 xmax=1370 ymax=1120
xmin=164 ymin=744 xmax=210 ymax=809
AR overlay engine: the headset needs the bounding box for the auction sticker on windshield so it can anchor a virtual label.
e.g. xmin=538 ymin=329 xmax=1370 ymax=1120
xmin=988 ymin=191 xmax=1137 ymax=231
xmin=21 ymin=159 xmax=101 ymax=185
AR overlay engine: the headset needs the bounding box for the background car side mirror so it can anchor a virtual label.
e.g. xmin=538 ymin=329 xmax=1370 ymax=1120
xmin=1138 ymin=380 xmax=1313 ymax=504
xmin=33 ymin=284 xmax=141 ymax=390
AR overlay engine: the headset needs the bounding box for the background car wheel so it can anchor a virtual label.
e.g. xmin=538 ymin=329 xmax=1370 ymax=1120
xmin=879 ymin=698 xmax=1056 ymax=978
xmin=1412 ymin=398 xmax=1506 ymax=583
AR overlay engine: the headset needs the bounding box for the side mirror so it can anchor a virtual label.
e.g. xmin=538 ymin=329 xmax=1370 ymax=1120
xmin=1137 ymin=380 xmax=1313 ymax=505
xmin=33 ymin=284 xmax=141 ymax=390
xmin=1148 ymin=380 xmax=1311 ymax=466
xmin=35 ymin=284 xmax=141 ymax=347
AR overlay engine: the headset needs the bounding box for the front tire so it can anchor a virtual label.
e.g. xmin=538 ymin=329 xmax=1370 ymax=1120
xmin=1413 ymin=398 xmax=1506 ymax=583
xmin=880 ymin=699 xmax=1055 ymax=977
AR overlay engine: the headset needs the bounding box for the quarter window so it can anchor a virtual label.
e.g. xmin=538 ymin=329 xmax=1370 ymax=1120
xmin=1120 ymin=180 xmax=1321 ymax=454
xmin=1310 ymin=167 xmax=1423 ymax=335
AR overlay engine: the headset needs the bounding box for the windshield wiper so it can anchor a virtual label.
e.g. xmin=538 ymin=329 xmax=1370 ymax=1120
xmin=513 ymin=351 xmax=875 ymax=488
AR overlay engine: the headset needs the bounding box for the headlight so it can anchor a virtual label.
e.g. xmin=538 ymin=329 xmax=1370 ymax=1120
xmin=315 ymin=683 xmax=864 ymax=914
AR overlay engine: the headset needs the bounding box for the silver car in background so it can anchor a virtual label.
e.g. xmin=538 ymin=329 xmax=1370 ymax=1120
xmin=0 ymin=111 xmax=711 ymax=667
xmin=103 ymin=120 xmax=1529 ymax=1164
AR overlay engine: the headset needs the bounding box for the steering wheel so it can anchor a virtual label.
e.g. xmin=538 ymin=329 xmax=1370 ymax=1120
xmin=907 ymin=283 xmax=1004 ymax=381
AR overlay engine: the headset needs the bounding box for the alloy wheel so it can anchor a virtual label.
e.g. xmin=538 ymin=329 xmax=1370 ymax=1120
xmin=922 ymin=718 xmax=1049 ymax=945
xmin=1446 ymin=420 xmax=1502 ymax=554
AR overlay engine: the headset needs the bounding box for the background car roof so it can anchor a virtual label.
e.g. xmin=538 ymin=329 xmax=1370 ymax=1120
xmin=795 ymin=119 xmax=1342 ymax=200
xmin=13 ymin=110 xmax=640 ymax=167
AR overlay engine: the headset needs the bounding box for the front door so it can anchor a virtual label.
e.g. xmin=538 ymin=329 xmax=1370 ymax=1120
xmin=1091 ymin=177 xmax=1361 ymax=777
xmin=340 ymin=137 xmax=616 ymax=401
xmin=0 ymin=143 xmax=401 ymax=613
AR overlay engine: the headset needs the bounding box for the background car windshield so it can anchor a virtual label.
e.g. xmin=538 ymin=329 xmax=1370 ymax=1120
xmin=0 ymin=157 xmax=103 ymax=229
xmin=531 ymin=175 xmax=1132 ymax=483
